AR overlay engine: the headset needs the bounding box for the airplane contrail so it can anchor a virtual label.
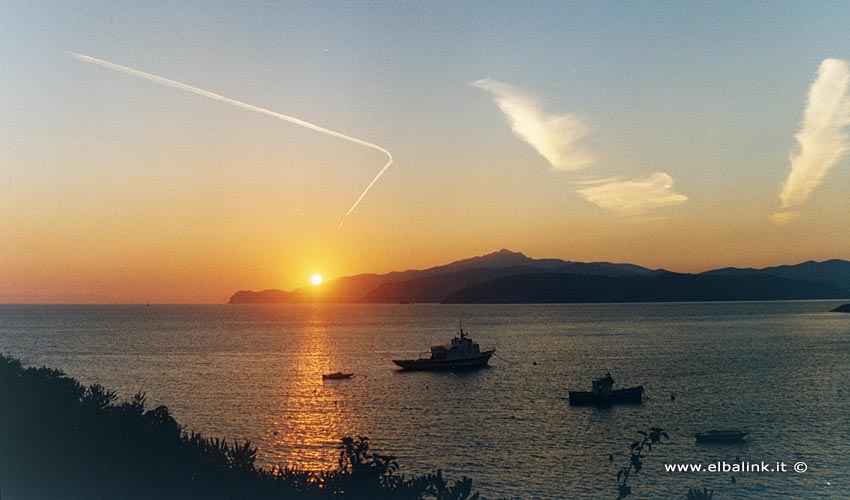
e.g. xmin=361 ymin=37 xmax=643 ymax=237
xmin=67 ymin=51 xmax=393 ymax=228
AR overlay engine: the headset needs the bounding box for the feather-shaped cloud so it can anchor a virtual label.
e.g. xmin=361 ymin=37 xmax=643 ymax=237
xmin=474 ymin=79 xmax=687 ymax=217
xmin=775 ymin=58 xmax=850 ymax=223
xmin=574 ymin=173 xmax=688 ymax=216
xmin=472 ymin=79 xmax=595 ymax=171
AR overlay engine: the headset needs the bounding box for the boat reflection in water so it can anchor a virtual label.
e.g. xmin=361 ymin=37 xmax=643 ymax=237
xmin=393 ymin=327 xmax=495 ymax=371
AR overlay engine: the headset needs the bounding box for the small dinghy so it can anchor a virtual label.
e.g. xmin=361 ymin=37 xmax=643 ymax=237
xmin=322 ymin=372 xmax=354 ymax=380
xmin=695 ymin=429 xmax=748 ymax=443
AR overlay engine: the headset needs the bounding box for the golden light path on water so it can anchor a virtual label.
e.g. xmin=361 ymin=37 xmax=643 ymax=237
xmin=268 ymin=313 xmax=355 ymax=470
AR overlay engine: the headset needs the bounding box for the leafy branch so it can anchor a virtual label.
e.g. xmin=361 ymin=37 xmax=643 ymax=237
xmin=615 ymin=427 xmax=669 ymax=499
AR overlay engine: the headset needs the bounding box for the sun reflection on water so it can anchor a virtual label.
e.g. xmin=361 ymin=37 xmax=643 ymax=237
xmin=267 ymin=313 xmax=357 ymax=470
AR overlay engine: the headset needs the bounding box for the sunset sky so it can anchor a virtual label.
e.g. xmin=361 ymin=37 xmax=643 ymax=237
xmin=2 ymin=2 xmax=850 ymax=303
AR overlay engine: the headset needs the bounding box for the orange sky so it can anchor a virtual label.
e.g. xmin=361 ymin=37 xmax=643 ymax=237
xmin=2 ymin=3 xmax=850 ymax=303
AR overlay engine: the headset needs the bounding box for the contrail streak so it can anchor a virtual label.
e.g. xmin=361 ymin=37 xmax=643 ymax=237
xmin=68 ymin=51 xmax=393 ymax=228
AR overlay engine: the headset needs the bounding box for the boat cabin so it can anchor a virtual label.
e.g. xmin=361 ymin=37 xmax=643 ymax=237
xmin=427 ymin=328 xmax=482 ymax=360
xmin=569 ymin=372 xmax=643 ymax=406
xmin=591 ymin=373 xmax=616 ymax=396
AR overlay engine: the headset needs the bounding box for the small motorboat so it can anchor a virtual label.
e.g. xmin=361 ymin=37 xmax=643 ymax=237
xmin=568 ymin=373 xmax=644 ymax=406
xmin=695 ymin=429 xmax=748 ymax=443
xmin=393 ymin=326 xmax=494 ymax=371
xmin=322 ymin=372 xmax=354 ymax=380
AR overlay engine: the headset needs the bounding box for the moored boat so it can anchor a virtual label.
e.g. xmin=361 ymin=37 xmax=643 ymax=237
xmin=568 ymin=373 xmax=644 ymax=406
xmin=695 ymin=429 xmax=748 ymax=443
xmin=322 ymin=372 xmax=354 ymax=380
xmin=393 ymin=327 xmax=494 ymax=371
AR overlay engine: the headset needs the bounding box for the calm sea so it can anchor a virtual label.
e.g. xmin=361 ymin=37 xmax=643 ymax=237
xmin=2 ymin=302 xmax=849 ymax=499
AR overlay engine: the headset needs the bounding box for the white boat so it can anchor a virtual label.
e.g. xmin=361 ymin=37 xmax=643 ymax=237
xmin=393 ymin=327 xmax=495 ymax=371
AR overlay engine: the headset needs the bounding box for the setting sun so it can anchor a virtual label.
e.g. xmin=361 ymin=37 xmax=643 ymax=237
xmin=310 ymin=274 xmax=323 ymax=286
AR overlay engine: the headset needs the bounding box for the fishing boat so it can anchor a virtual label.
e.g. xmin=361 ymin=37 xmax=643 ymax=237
xmin=568 ymin=373 xmax=644 ymax=406
xmin=695 ymin=429 xmax=748 ymax=443
xmin=322 ymin=372 xmax=354 ymax=380
xmin=392 ymin=326 xmax=495 ymax=371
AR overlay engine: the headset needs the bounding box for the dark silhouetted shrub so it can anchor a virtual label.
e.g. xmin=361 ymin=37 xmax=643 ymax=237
xmin=0 ymin=354 xmax=481 ymax=500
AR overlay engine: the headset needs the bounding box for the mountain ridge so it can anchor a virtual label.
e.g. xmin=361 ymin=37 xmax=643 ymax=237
xmin=228 ymin=250 xmax=850 ymax=304
xmin=442 ymin=272 xmax=849 ymax=304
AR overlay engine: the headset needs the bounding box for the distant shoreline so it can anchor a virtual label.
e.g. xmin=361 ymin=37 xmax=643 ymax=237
xmin=229 ymin=250 xmax=850 ymax=305
xmin=3 ymin=298 xmax=850 ymax=306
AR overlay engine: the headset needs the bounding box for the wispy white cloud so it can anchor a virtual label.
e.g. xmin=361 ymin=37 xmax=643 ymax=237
xmin=574 ymin=172 xmax=688 ymax=217
xmin=472 ymin=78 xmax=595 ymax=171
xmin=474 ymin=78 xmax=687 ymax=218
xmin=775 ymin=58 xmax=850 ymax=221
xmin=770 ymin=211 xmax=800 ymax=225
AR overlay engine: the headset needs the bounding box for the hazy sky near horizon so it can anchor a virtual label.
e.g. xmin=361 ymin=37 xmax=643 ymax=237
xmin=2 ymin=1 xmax=850 ymax=303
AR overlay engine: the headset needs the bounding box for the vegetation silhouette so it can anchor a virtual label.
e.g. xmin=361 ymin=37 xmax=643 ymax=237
xmin=686 ymin=487 xmax=715 ymax=499
xmin=612 ymin=427 xmax=715 ymax=500
xmin=614 ymin=427 xmax=669 ymax=499
xmin=0 ymin=354 xmax=482 ymax=500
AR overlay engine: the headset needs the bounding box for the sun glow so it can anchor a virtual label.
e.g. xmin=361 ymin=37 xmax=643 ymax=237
xmin=311 ymin=274 xmax=323 ymax=286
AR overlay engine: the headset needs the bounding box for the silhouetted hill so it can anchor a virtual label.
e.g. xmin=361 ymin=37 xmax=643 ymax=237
xmin=361 ymin=263 xmax=644 ymax=303
xmin=832 ymin=303 xmax=850 ymax=313
xmin=441 ymin=272 xmax=850 ymax=304
xmin=228 ymin=249 xmax=656 ymax=303
xmin=229 ymin=289 xmax=298 ymax=304
xmin=229 ymin=250 xmax=850 ymax=304
xmin=702 ymin=259 xmax=850 ymax=293
xmin=229 ymin=274 xmax=390 ymax=304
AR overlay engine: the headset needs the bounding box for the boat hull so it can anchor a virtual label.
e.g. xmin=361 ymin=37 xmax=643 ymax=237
xmin=695 ymin=431 xmax=748 ymax=443
xmin=393 ymin=350 xmax=494 ymax=371
xmin=568 ymin=386 xmax=644 ymax=406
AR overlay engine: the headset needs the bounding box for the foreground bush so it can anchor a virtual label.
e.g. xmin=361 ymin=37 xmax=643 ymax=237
xmin=0 ymin=354 xmax=479 ymax=500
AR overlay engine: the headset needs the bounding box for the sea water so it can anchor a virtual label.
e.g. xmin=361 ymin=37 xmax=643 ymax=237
xmin=2 ymin=301 xmax=849 ymax=499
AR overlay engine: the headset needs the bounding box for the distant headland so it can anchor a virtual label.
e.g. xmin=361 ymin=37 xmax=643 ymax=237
xmin=229 ymin=249 xmax=850 ymax=305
